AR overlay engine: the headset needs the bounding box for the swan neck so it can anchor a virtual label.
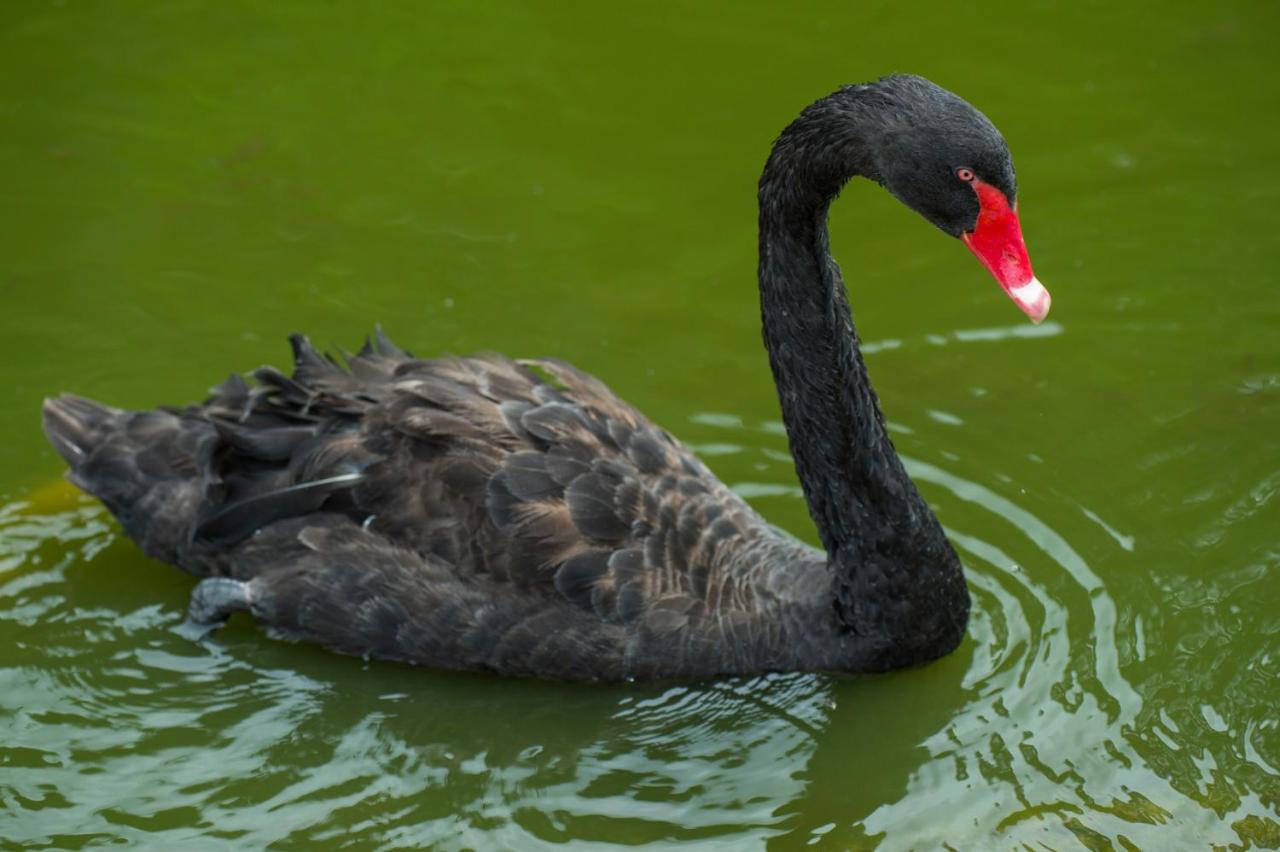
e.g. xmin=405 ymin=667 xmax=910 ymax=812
xmin=757 ymin=175 xmax=918 ymax=551
xmin=757 ymin=137 xmax=968 ymax=649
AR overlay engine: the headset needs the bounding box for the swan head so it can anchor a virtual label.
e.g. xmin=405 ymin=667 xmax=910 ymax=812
xmin=863 ymin=75 xmax=1050 ymax=323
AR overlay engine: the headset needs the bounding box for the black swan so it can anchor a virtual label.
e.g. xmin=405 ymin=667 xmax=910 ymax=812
xmin=41 ymin=74 xmax=1048 ymax=681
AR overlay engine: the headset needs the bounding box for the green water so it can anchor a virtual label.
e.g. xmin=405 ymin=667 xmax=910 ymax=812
xmin=2 ymin=1 xmax=1278 ymax=848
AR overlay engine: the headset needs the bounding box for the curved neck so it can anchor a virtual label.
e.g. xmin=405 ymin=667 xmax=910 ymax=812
xmin=757 ymin=172 xmax=922 ymax=551
xmin=757 ymin=108 xmax=967 ymax=652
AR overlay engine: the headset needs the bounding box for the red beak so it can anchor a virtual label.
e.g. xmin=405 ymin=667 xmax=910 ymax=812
xmin=961 ymin=180 xmax=1050 ymax=323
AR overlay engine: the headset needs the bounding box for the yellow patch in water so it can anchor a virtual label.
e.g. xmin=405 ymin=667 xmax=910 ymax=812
xmin=24 ymin=478 xmax=86 ymax=515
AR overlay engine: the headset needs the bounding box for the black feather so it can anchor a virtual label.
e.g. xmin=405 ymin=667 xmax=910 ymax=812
xmin=214 ymin=420 xmax=318 ymax=462
xmin=565 ymin=474 xmax=629 ymax=542
xmin=554 ymin=550 xmax=610 ymax=610
xmin=608 ymin=548 xmax=645 ymax=584
xmin=504 ymin=451 xmax=561 ymax=501
xmin=196 ymin=473 xmax=363 ymax=544
xmin=616 ymin=584 xmax=645 ymax=623
xmin=373 ymin=325 xmax=409 ymax=358
xmin=645 ymin=607 xmax=689 ymax=634
xmin=521 ymin=402 xmax=590 ymax=444
xmin=485 ymin=472 xmax=520 ymax=528
xmin=545 ymin=447 xmax=591 ymax=485
xmin=625 ymin=433 xmax=668 ymax=474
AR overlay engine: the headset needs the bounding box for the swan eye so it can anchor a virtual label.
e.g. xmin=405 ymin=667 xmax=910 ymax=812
xmin=955 ymin=167 xmax=975 ymax=182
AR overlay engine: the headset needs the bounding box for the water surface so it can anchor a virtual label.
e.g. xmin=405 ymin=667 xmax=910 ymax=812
xmin=2 ymin=1 xmax=1278 ymax=848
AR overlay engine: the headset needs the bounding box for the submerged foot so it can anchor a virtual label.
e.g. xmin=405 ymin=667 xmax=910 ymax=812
xmin=177 ymin=577 xmax=254 ymax=641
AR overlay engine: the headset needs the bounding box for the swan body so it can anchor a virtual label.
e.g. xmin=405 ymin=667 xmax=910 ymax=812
xmin=42 ymin=74 xmax=1047 ymax=681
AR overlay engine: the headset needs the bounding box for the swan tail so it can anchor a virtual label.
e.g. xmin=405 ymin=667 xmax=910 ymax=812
xmin=42 ymin=394 xmax=218 ymax=572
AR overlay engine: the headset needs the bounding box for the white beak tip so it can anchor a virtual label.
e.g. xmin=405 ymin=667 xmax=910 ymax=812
xmin=1009 ymin=276 xmax=1051 ymax=324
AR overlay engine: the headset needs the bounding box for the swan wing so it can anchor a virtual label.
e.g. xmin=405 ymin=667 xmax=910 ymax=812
xmin=187 ymin=333 xmax=786 ymax=633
